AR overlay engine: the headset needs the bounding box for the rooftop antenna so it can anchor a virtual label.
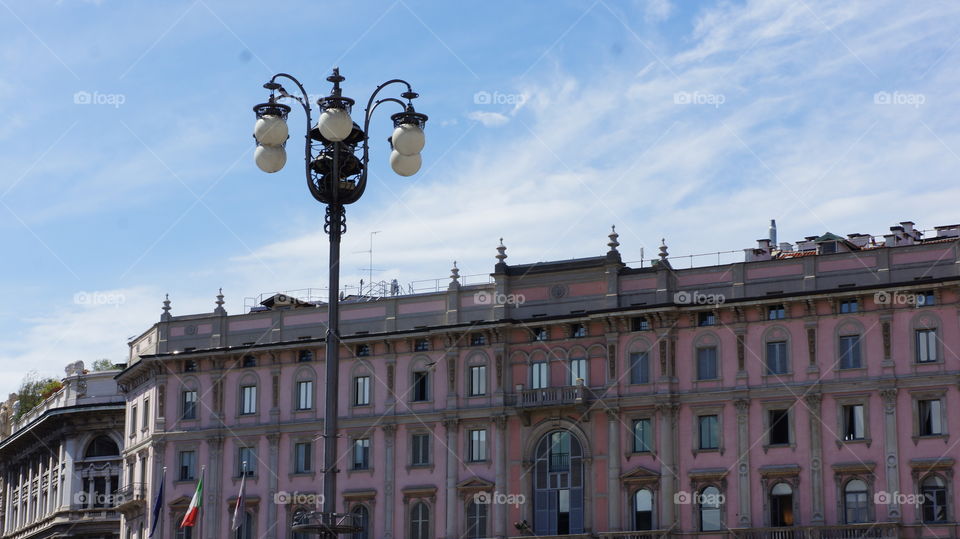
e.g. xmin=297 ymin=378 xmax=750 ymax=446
xmin=353 ymin=231 xmax=382 ymax=295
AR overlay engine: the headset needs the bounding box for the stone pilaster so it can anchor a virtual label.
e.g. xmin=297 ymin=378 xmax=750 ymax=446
xmin=382 ymin=424 xmax=397 ymax=539
xmin=444 ymin=418 xmax=459 ymax=539
xmin=734 ymin=399 xmax=751 ymax=526
xmin=208 ymin=436 xmax=223 ymax=539
xmin=267 ymin=433 xmax=280 ymax=539
xmin=880 ymin=389 xmax=901 ymax=521
xmin=805 ymin=393 xmax=825 ymax=524
xmin=493 ymin=415 xmax=507 ymax=538
xmin=606 ymin=409 xmax=622 ymax=531
xmin=655 ymin=403 xmax=679 ymax=528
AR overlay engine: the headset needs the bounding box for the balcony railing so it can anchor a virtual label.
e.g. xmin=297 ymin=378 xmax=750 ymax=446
xmin=112 ymin=483 xmax=146 ymax=508
xmin=730 ymin=523 xmax=900 ymax=539
xmin=597 ymin=531 xmax=671 ymax=538
xmin=510 ymin=384 xmax=591 ymax=408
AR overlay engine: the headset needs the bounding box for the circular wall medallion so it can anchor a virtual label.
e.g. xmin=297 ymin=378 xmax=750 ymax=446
xmin=186 ymin=325 xmax=197 ymax=335
xmin=550 ymin=284 xmax=568 ymax=299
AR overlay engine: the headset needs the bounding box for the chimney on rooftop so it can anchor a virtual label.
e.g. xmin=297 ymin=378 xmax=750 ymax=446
xmin=769 ymin=219 xmax=777 ymax=246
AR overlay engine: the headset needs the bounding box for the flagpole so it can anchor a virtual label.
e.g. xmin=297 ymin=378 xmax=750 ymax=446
xmin=199 ymin=465 xmax=205 ymax=539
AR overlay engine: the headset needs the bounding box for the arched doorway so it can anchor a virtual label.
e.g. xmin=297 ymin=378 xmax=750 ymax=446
xmin=533 ymin=430 xmax=584 ymax=534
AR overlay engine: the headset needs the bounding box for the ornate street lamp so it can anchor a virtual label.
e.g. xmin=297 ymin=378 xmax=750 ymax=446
xmin=252 ymin=68 xmax=427 ymax=536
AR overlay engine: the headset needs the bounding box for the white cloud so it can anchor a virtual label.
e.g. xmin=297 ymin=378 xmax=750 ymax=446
xmin=466 ymin=110 xmax=510 ymax=127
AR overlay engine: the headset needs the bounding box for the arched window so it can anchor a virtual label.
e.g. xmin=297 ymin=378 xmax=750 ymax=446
xmin=769 ymin=482 xmax=793 ymax=527
xmin=533 ymin=430 xmax=584 ymax=534
xmin=350 ymin=505 xmax=370 ymax=539
xmin=922 ymin=475 xmax=948 ymax=522
xmin=235 ymin=511 xmax=254 ymax=539
xmin=633 ymin=488 xmax=653 ymax=530
xmin=84 ymin=436 xmax=119 ymax=458
xmin=699 ymin=486 xmax=722 ymax=531
xmin=843 ymin=479 xmax=868 ymax=523
xmin=409 ymin=502 xmax=429 ymax=539
xmin=465 ymin=498 xmax=488 ymax=538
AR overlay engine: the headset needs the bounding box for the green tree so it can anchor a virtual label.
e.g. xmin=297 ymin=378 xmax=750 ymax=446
xmin=92 ymin=359 xmax=117 ymax=371
xmin=13 ymin=372 xmax=63 ymax=421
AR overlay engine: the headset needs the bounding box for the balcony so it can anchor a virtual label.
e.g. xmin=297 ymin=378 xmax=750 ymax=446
xmin=112 ymin=482 xmax=146 ymax=514
xmin=730 ymin=523 xmax=900 ymax=538
xmin=507 ymin=383 xmax=592 ymax=425
xmin=597 ymin=532 xmax=670 ymax=538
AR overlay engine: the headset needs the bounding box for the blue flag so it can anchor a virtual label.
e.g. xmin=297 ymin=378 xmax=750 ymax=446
xmin=149 ymin=468 xmax=165 ymax=538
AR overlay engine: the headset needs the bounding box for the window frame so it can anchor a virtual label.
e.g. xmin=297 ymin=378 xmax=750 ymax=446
xmin=467 ymin=428 xmax=488 ymax=462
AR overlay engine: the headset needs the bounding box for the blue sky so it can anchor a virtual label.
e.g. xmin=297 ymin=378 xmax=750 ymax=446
xmin=2 ymin=0 xmax=959 ymax=397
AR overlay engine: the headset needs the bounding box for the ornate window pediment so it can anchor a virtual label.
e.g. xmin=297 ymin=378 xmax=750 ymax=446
xmin=456 ymin=476 xmax=494 ymax=498
xmin=621 ymin=465 xmax=660 ymax=487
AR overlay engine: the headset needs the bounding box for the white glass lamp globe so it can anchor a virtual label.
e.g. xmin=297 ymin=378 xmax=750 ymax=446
xmin=317 ymin=108 xmax=353 ymax=142
xmin=255 ymin=144 xmax=286 ymax=173
xmin=254 ymin=115 xmax=288 ymax=146
xmin=390 ymin=149 xmax=421 ymax=177
xmin=391 ymin=124 xmax=425 ymax=156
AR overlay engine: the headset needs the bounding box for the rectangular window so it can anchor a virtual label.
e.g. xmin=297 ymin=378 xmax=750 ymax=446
xmin=631 ymin=317 xmax=650 ymax=331
xmin=470 ymin=334 xmax=486 ymax=346
xmin=294 ymin=442 xmax=312 ymax=473
xmin=183 ymin=359 xmax=198 ymax=372
xmin=840 ymin=299 xmax=859 ymax=313
xmin=768 ymin=305 xmax=786 ymax=320
xmin=414 ymin=338 xmax=430 ymax=352
xmin=469 ymin=365 xmax=487 ymax=396
xmin=920 ymin=290 xmax=936 ymax=306
xmin=238 ymin=446 xmax=255 ymax=476
xmin=296 ymin=380 xmax=313 ymax=410
xmin=142 ymin=399 xmax=150 ymax=429
xmin=768 ymin=409 xmax=790 ymax=445
xmin=696 ymin=347 xmax=718 ymax=380
xmin=242 ymin=355 xmax=256 ymax=368
xmin=412 ymin=371 xmax=429 ymax=402
xmin=632 ymin=419 xmax=652 ymax=452
xmin=182 ymin=390 xmax=197 ymax=420
xmin=297 ymin=350 xmax=313 ymax=362
xmin=698 ymin=312 xmax=715 ymax=327
xmin=412 ymin=433 xmax=430 ymax=465
xmin=571 ymin=324 xmax=587 ymax=338
xmin=533 ymin=327 xmax=548 ymax=341
xmin=240 ymin=385 xmax=257 ymax=415
xmin=130 ymin=405 xmax=137 ymax=436
xmin=839 ymin=335 xmax=862 ymax=369
xmin=531 ymin=362 xmax=548 ymax=389
xmin=919 ymin=399 xmax=943 ymax=436
xmin=356 ymin=344 xmax=370 ymax=357
xmin=698 ymin=415 xmax=719 ymax=450
xmin=352 ymin=438 xmax=370 ymax=470
xmin=469 ymin=429 xmax=488 ymax=462
xmin=916 ymin=329 xmax=938 ymax=363
xmin=178 ymin=450 xmax=195 ymax=481
xmin=354 ymin=376 xmax=370 ymax=406
xmin=630 ymin=352 xmax=650 ymax=384
xmin=569 ymin=359 xmax=587 ymax=386
xmin=766 ymin=341 xmax=788 ymax=375
xmin=843 ymin=404 xmax=865 ymax=441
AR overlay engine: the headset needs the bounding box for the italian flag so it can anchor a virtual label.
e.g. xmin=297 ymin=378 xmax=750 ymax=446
xmin=180 ymin=472 xmax=203 ymax=528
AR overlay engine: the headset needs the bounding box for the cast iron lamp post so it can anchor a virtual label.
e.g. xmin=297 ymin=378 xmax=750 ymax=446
xmin=252 ymin=68 xmax=427 ymax=536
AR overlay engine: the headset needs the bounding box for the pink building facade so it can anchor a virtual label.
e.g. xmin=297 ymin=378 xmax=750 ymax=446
xmin=116 ymin=221 xmax=960 ymax=538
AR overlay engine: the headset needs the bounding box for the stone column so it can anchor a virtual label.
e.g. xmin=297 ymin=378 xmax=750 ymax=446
xmin=880 ymin=389 xmax=901 ymax=521
xmin=606 ymin=409 xmax=622 ymax=531
xmin=444 ymin=418 xmax=459 ymax=539
xmin=493 ymin=415 xmax=507 ymax=538
xmin=655 ymin=403 xmax=679 ymax=528
xmin=4 ymin=470 xmax=11 ymax=533
xmin=805 ymin=393 xmax=825 ymax=525
xmin=46 ymin=451 xmax=56 ymax=516
xmin=61 ymin=436 xmax=76 ymax=510
xmin=734 ymin=399 xmax=751 ymax=526
xmin=382 ymin=424 xmax=396 ymax=539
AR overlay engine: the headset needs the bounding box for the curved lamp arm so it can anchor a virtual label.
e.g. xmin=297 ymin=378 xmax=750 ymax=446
xmin=267 ymin=73 xmax=315 ymax=193
xmin=355 ymin=79 xmax=416 ymax=196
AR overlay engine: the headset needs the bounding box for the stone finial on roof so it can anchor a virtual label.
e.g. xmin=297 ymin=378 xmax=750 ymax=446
xmin=215 ymin=288 xmax=226 ymax=315
xmin=495 ymin=238 xmax=508 ymax=264
xmin=161 ymin=294 xmax=172 ymax=321
xmin=607 ymin=225 xmax=620 ymax=254
xmin=450 ymin=261 xmax=460 ymax=283
xmin=659 ymin=238 xmax=669 ymax=260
